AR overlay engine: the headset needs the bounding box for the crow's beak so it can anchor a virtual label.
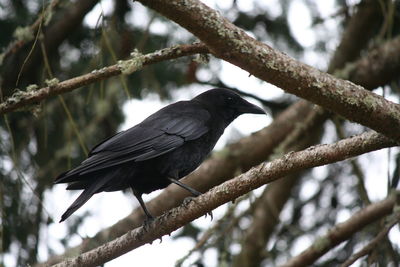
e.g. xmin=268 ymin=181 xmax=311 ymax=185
xmin=238 ymin=99 xmax=266 ymax=115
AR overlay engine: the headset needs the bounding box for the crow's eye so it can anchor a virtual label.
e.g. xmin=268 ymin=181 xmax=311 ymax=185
xmin=225 ymin=97 xmax=233 ymax=106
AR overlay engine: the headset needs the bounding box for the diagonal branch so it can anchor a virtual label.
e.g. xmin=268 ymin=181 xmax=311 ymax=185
xmin=137 ymin=0 xmax=400 ymax=142
xmin=0 ymin=43 xmax=208 ymax=114
xmin=52 ymin=131 xmax=397 ymax=267
xmin=280 ymin=193 xmax=400 ymax=267
xmin=340 ymin=210 xmax=400 ymax=267
xmin=336 ymin=35 xmax=400 ymax=89
xmin=327 ymin=0 xmax=385 ymax=72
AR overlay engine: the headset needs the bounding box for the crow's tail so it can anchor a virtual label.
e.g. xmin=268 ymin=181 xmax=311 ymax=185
xmin=59 ymin=175 xmax=111 ymax=222
xmin=60 ymin=189 xmax=93 ymax=222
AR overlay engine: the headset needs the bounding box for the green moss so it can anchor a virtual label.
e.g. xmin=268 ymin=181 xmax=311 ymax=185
xmin=117 ymin=50 xmax=144 ymax=75
xmin=4 ymin=88 xmax=32 ymax=107
xmin=175 ymin=48 xmax=182 ymax=55
xmin=45 ymin=78 xmax=59 ymax=87
xmin=26 ymin=84 xmax=39 ymax=91
xmin=31 ymin=104 xmax=42 ymax=117
xmin=363 ymin=94 xmax=378 ymax=111
xmin=388 ymin=105 xmax=400 ymax=119
xmin=264 ymin=61 xmax=279 ymax=71
xmin=13 ymin=26 xmax=34 ymax=42
xmin=346 ymin=97 xmax=359 ymax=107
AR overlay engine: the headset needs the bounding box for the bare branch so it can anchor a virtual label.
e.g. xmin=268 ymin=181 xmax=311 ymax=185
xmin=0 ymin=43 xmax=208 ymax=114
xmin=336 ymin=36 xmax=400 ymax=89
xmin=52 ymin=131 xmax=396 ymax=267
xmin=280 ymin=192 xmax=399 ymax=267
xmin=137 ymin=0 xmax=400 ymax=142
xmin=327 ymin=0 xmax=385 ymax=72
xmin=340 ymin=210 xmax=400 ymax=267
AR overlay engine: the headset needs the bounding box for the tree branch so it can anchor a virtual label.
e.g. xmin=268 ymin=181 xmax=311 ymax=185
xmin=0 ymin=0 xmax=61 ymax=62
xmin=0 ymin=43 xmax=208 ymax=114
xmin=327 ymin=0 xmax=385 ymax=72
xmin=52 ymin=131 xmax=396 ymax=267
xmin=37 ymin=32 xmax=400 ymax=265
xmin=337 ymin=36 xmax=400 ymax=90
xmin=137 ymin=0 xmax=400 ymax=142
xmin=1 ymin=0 xmax=99 ymax=93
xmin=280 ymin=193 xmax=399 ymax=267
xmin=340 ymin=210 xmax=400 ymax=267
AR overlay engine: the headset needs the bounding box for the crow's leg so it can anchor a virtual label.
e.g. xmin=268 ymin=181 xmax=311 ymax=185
xmin=131 ymin=186 xmax=154 ymax=222
xmin=167 ymin=177 xmax=202 ymax=196
xmin=168 ymin=178 xmax=213 ymax=219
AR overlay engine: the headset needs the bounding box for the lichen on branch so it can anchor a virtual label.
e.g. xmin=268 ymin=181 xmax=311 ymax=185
xmin=0 ymin=43 xmax=208 ymax=115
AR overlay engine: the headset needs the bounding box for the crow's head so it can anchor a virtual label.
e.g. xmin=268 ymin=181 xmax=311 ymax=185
xmin=193 ymin=88 xmax=265 ymax=122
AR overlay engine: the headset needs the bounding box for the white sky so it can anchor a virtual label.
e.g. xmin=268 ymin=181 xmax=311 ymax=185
xmin=5 ymin=0 xmax=398 ymax=267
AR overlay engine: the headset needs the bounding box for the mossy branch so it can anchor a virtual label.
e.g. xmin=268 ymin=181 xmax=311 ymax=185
xmin=52 ymin=131 xmax=396 ymax=267
xmin=137 ymin=0 xmax=400 ymax=142
xmin=281 ymin=192 xmax=399 ymax=267
xmin=0 ymin=43 xmax=208 ymax=115
xmin=0 ymin=0 xmax=60 ymax=64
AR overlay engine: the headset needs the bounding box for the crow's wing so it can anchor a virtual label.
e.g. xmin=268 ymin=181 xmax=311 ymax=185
xmin=55 ymin=102 xmax=210 ymax=183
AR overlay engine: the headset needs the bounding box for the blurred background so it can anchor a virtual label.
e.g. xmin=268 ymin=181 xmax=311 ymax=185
xmin=1 ymin=0 xmax=400 ymax=266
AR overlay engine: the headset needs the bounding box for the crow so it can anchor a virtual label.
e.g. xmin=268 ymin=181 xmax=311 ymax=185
xmin=55 ymin=88 xmax=265 ymax=222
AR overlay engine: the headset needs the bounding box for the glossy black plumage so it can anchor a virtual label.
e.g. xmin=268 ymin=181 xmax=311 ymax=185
xmin=55 ymin=88 xmax=265 ymax=222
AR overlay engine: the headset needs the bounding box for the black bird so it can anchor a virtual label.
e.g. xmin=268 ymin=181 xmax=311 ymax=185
xmin=55 ymin=88 xmax=265 ymax=222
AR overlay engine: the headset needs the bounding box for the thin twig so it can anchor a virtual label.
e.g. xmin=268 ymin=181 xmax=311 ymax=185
xmin=1 ymin=0 xmax=60 ymax=61
xmin=39 ymin=32 xmax=89 ymax=155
